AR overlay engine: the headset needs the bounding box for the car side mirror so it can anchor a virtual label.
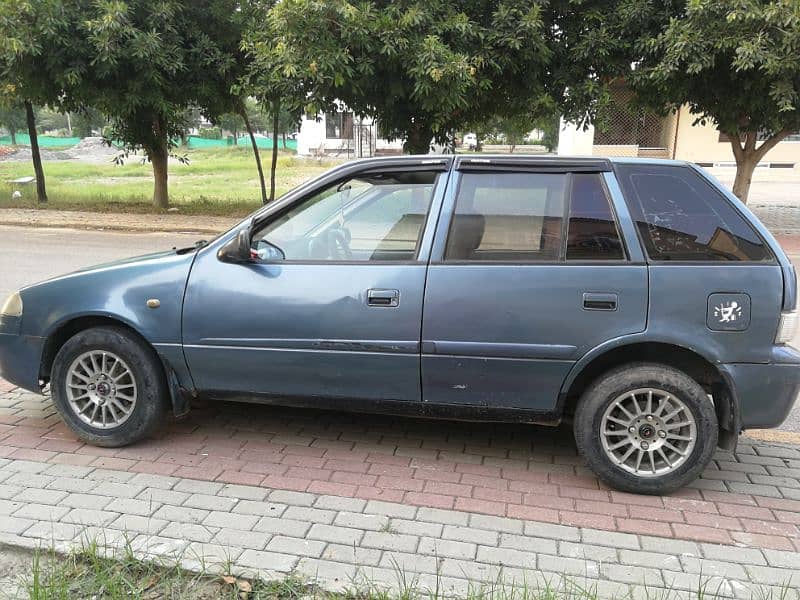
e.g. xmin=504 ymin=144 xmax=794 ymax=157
xmin=217 ymin=228 xmax=253 ymax=264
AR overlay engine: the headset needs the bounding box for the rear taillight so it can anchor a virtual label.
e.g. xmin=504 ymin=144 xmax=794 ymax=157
xmin=776 ymin=311 xmax=799 ymax=344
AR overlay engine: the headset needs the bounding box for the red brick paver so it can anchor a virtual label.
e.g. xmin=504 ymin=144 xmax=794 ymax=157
xmin=1 ymin=380 xmax=799 ymax=550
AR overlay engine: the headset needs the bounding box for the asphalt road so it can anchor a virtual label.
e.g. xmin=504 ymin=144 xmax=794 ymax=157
xmin=0 ymin=225 xmax=798 ymax=433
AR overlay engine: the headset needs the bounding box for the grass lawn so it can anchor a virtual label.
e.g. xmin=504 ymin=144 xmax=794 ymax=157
xmin=0 ymin=147 xmax=337 ymax=217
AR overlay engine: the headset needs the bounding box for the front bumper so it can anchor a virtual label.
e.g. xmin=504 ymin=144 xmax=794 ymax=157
xmin=0 ymin=317 xmax=45 ymax=392
xmin=721 ymin=346 xmax=800 ymax=430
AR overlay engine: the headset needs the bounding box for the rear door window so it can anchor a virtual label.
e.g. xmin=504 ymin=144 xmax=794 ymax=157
xmin=615 ymin=164 xmax=772 ymax=262
xmin=566 ymin=173 xmax=625 ymax=260
xmin=444 ymin=172 xmax=567 ymax=261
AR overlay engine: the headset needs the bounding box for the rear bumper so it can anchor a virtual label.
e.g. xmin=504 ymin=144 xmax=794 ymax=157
xmin=0 ymin=326 xmax=45 ymax=393
xmin=722 ymin=346 xmax=800 ymax=430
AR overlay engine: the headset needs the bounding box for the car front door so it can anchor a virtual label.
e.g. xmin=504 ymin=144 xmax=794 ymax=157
xmin=182 ymin=159 xmax=450 ymax=404
xmin=421 ymin=157 xmax=648 ymax=413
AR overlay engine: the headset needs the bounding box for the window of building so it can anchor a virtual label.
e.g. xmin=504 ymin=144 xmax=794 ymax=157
xmin=615 ymin=164 xmax=772 ymax=262
xmin=325 ymin=112 xmax=354 ymax=139
xmin=718 ymin=130 xmax=800 ymax=143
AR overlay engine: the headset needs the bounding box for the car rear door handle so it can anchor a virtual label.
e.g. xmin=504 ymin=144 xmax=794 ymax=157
xmin=367 ymin=288 xmax=399 ymax=307
xmin=583 ymin=292 xmax=618 ymax=311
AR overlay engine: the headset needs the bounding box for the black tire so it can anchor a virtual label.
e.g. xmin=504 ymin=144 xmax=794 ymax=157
xmin=574 ymin=363 xmax=718 ymax=495
xmin=51 ymin=326 xmax=169 ymax=447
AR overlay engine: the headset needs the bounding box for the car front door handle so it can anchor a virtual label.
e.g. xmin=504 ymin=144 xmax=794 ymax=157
xmin=367 ymin=288 xmax=400 ymax=307
xmin=583 ymin=292 xmax=618 ymax=311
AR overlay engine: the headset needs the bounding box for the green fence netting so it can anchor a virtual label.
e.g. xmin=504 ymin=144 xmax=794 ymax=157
xmin=0 ymin=134 xmax=297 ymax=151
xmin=186 ymin=135 xmax=297 ymax=150
xmin=0 ymin=134 xmax=82 ymax=148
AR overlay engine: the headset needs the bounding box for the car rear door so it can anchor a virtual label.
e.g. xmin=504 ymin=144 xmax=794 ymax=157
xmin=420 ymin=157 xmax=648 ymax=413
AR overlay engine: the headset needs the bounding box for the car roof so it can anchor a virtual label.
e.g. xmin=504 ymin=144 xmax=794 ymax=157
xmin=342 ymin=154 xmax=690 ymax=168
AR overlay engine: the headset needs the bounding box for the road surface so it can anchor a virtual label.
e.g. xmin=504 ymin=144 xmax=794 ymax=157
xmin=0 ymin=225 xmax=798 ymax=433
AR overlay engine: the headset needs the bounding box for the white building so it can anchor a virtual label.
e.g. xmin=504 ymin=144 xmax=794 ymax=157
xmin=296 ymin=111 xmax=404 ymax=158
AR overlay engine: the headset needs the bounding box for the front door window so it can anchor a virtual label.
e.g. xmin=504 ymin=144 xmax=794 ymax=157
xmin=253 ymin=171 xmax=440 ymax=262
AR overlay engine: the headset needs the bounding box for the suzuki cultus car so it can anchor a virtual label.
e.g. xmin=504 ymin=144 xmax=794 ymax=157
xmin=1 ymin=156 xmax=798 ymax=494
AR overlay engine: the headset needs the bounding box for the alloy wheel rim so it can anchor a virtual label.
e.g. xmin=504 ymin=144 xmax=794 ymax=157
xmin=600 ymin=387 xmax=696 ymax=477
xmin=65 ymin=350 xmax=137 ymax=429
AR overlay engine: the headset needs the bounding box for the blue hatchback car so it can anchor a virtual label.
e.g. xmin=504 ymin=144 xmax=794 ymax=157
xmin=1 ymin=155 xmax=798 ymax=494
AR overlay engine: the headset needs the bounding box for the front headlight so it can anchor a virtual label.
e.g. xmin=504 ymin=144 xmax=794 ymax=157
xmin=0 ymin=292 xmax=22 ymax=317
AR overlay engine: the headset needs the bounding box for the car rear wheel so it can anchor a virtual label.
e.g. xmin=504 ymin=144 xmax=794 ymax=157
xmin=51 ymin=326 xmax=168 ymax=447
xmin=574 ymin=363 xmax=718 ymax=495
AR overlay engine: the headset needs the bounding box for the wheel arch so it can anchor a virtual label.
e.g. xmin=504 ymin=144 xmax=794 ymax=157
xmin=39 ymin=314 xmax=190 ymax=417
xmin=560 ymin=341 xmax=739 ymax=450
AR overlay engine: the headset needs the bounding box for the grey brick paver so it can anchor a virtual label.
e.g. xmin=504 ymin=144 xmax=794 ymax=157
xmin=307 ymin=523 xmax=364 ymax=545
xmin=418 ymin=536 xmax=476 ymax=560
xmin=283 ymin=506 xmax=336 ymax=524
xmin=321 ymin=543 xmax=382 ymax=566
xmin=238 ymin=549 xmax=298 ymax=573
xmin=213 ymin=528 xmax=269 ymax=551
xmin=202 ymin=510 xmax=259 ymax=530
xmin=183 ymin=493 xmax=239 ymax=511
xmin=476 ymin=545 xmax=536 ymax=569
xmin=253 ymin=516 xmax=311 ymax=537
xmin=62 ymin=508 xmax=119 ymax=527
xmin=602 ymin=563 xmax=664 ymax=586
xmin=219 ymin=484 xmax=269 ymax=501
xmin=333 ymin=511 xmax=388 ymax=531
xmin=619 ymin=549 xmax=681 ymax=571
xmin=471 ymin=514 xmax=524 ymax=534
xmin=174 ymin=480 xmax=224 ymax=495
xmin=266 ymin=535 xmax=326 ymax=558
xmin=106 ymin=498 xmax=161 ymax=517
xmin=160 ymin=522 xmax=217 ymax=543
xmin=442 ymin=524 xmax=497 ymax=545
xmin=61 ymin=493 xmax=114 ymax=510
xmin=391 ymin=518 xmax=444 ymax=537
xmin=313 ymin=495 xmax=367 ymax=512
xmin=499 ymin=533 xmax=557 ymax=555
xmin=364 ymin=500 xmax=416 ymax=519
xmin=763 ymin=548 xmax=800 ymax=569
xmin=539 ymin=554 xmax=600 ymax=578
xmin=153 ymin=504 xmax=208 ymax=524
xmin=108 ymin=514 xmax=167 ymax=535
xmin=701 ymin=543 xmax=766 ymax=565
xmin=361 ymin=531 xmax=419 ymax=553
xmin=13 ymin=503 xmax=70 ymax=521
xmin=233 ymin=500 xmax=287 ymax=517
xmin=13 ymin=488 xmax=67 ymax=505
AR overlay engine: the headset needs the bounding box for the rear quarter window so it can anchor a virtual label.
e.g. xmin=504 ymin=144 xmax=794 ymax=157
xmin=614 ymin=164 xmax=772 ymax=262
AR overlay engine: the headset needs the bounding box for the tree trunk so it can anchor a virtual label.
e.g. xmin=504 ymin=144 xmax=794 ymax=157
xmin=728 ymin=129 xmax=790 ymax=203
xmin=403 ymin=122 xmax=433 ymax=154
xmin=732 ymin=155 xmax=758 ymax=202
xmin=150 ymin=148 xmax=169 ymax=209
xmin=282 ymin=132 xmax=286 ymax=149
xmin=24 ymin=100 xmax=47 ymax=203
xmin=233 ymin=126 xmax=238 ymax=145
xmin=242 ymin=107 xmax=268 ymax=205
xmin=269 ymin=101 xmax=279 ymax=202
xmin=9 ymin=128 xmax=16 ymax=145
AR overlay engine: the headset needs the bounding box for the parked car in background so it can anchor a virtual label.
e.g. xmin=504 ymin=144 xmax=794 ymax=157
xmin=1 ymin=155 xmax=798 ymax=494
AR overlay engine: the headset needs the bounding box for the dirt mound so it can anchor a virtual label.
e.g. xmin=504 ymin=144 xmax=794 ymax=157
xmin=0 ymin=146 xmax=72 ymax=162
xmin=65 ymin=137 xmax=119 ymax=162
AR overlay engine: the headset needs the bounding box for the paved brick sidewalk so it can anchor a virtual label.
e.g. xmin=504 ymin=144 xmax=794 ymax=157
xmin=0 ymin=384 xmax=799 ymax=597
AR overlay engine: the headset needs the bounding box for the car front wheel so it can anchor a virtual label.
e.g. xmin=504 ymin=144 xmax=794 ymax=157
xmin=51 ymin=326 xmax=169 ymax=447
xmin=574 ymin=363 xmax=718 ymax=495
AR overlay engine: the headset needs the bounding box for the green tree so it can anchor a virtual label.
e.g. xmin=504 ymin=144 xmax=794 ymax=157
xmin=0 ymin=0 xmax=81 ymax=203
xmin=54 ymin=0 xmax=250 ymax=208
xmin=71 ymin=107 xmax=106 ymax=138
xmin=254 ymin=0 xmax=556 ymax=154
xmin=0 ymin=101 xmax=25 ymax=144
xmin=624 ymin=0 xmax=800 ymax=202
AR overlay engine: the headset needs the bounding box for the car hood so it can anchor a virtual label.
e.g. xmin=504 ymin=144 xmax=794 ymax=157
xmin=18 ymin=247 xmax=199 ymax=342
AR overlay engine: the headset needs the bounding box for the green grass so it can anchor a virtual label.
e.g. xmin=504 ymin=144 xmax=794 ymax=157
xmin=18 ymin=538 xmax=799 ymax=600
xmin=0 ymin=146 xmax=337 ymax=217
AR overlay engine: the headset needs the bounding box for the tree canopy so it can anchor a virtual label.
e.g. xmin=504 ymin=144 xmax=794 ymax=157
xmin=251 ymin=0 xmax=558 ymax=153
xmin=625 ymin=0 xmax=800 ymax=201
